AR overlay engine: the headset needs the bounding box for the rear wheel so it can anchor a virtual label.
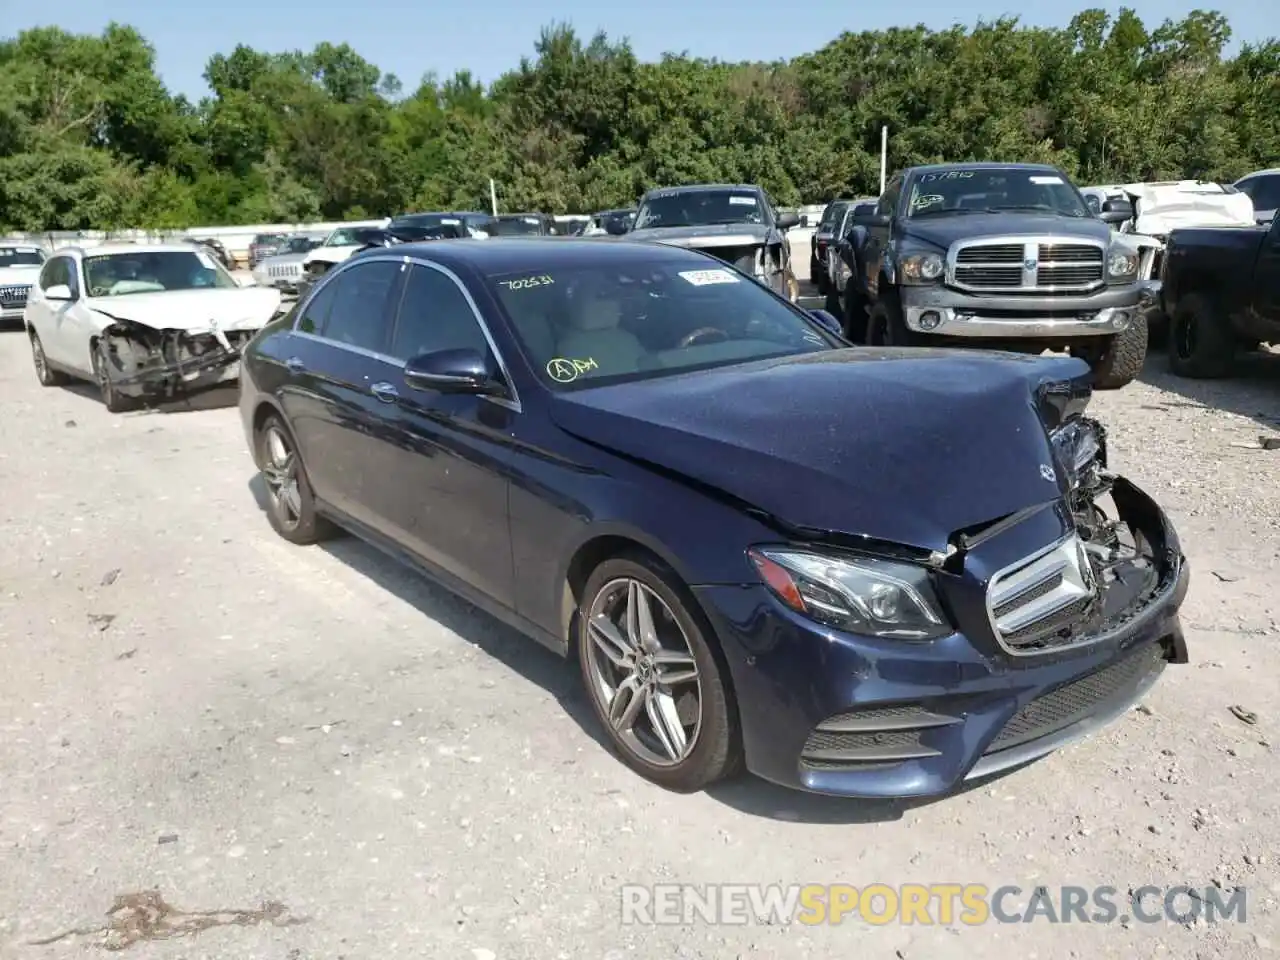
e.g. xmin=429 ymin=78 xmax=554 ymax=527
xmin=577 ymin=554 xmax=741 ymax=792
xmin=29 ymin=331 xmax=67 ymax=386
xmin=1168 ymin=293 xmax=1234 ymax=378
xmin=254 ymin=414 xmax=336 ymax=545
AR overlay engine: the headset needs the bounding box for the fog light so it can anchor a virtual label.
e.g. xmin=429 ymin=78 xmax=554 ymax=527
xmin=1112 ymin=311 xmax=1130 ymax=329
xmin=918 ymin=310 xmax=942 ymax=331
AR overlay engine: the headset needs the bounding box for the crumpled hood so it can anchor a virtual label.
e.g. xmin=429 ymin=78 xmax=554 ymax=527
xmin=1120 ymin=183 xmax=1256 ymax=236
xmin=550 ymin=348 xmax=1091 ymax=555
xmin=303 ymin=246 xmax=362 ymax=266
xmin=88 ymin=287 xmax=282 ymax=334
xmin=626 ymin=223 xmax=772 ymax=249
xmin=0 ymin=266 xmax=43 ymax=286
xmin=901 ymin=214 xmax=1111 ymax=251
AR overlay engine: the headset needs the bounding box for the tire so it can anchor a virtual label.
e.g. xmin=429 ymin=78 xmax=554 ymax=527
xmin=577 ymin=553 xmax=741 ymax=792
xmin=1168 ymin=293 xmax=1235 ymax=378
xmin=824 ymin=287 xmax=842 ymax=317
xmin=842 ymin=286 xmax=868 ymax=343
xmin=91 ymin=339 xmax=134 ymax=413
xmin=867 ymin=296 xmax=918 ymax=347
xmin=811 ymin=257 xmax=828 ymax=294
xmin=1144 ymin=307 xmax=1169 ymax=350
xmin=254 ymin=414 xmax=336 ymax=545
xmin=29 ymin=331 xmax=68 ymax=386
xmin=1077 ymin=312 xmax=1148 ymax=390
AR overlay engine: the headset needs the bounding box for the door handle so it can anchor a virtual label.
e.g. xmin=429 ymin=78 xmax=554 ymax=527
xmin=370 ymin=381 xmax=399 ymax=403
xmin=285 ymin=357 xmax=306 ymax=373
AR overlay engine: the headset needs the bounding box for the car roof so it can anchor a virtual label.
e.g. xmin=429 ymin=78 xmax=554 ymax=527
xmin=62 ymin=242 xmax=205 ymax=258
xmin=363 ymin=237 xmax=713 ymax=275
xmin=642 ymin=184 xmax=760 ymax=197
xmin=1236 ymin=168 xmax=1280 ymax=182
xmin=906 ymin=162 xmax=1062 ymax=175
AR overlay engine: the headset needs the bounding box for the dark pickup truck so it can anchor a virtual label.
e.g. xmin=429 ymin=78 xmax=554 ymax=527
xmin=840 ymin=162 xmax=1149 ymax=389
xmin=1161 ymin=214 xmax=1280 ymax=377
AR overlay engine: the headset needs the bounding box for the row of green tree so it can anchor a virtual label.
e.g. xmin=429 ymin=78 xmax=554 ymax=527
xmin=0 ymin=9 xmax=1276 ymax=231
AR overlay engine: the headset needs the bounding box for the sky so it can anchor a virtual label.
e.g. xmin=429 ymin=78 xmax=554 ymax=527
xmin=3 ymin=0 xmax=1276 ymax=101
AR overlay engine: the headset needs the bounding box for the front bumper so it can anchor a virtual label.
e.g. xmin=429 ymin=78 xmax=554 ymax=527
xmin=1 ymin=306 xmax=24 ymax=323
xmin=693 ymin=476 xmax=1188 ymax=799
xmin=901 ymin=283 xmax=1144 ymax=338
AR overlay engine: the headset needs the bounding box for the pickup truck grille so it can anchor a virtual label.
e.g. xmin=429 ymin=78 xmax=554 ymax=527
xmin=950 ymin=239 xmax=1106 ymax=294
xmin=268 ymin=264 xmax=301 ymax=278
xmin=0 ymin=284 xmax=31 ymax=308
xmin=987 ymin=534 xmax=1097 ymax=655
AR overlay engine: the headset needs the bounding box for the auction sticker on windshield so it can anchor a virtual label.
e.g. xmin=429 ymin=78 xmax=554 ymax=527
xmin=679 ymin=269 xmax=740 ymax=286
xmin=499 ymin=274 xmax=554 ymax=291
xmin=728 ymin=196 xmax=757 ymax=205
xmin=547 ymin=357 xmax=597 ymax=383
xmin=1030 ymin=176 xmax=1064 ymax=185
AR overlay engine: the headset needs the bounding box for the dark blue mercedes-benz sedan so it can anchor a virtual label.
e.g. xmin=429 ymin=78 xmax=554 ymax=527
xmin=238 ymin=237 xmax=1189 ymax=799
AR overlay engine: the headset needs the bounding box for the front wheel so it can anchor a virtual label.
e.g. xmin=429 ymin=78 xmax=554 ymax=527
xmin=91 ymin=340 xmax=134 ymax=412
xmin=867 ymin=297 xmax=919 ymax=346
xmin=811 ymin=258 xmax=829 ymax=294
xmin=254 ymin=415 xmax=337 ymax=545
xmin=1074 ymin=312 xmax=1148 ymax=390
xmin=577 ymin=554 xmax=741 ymax=792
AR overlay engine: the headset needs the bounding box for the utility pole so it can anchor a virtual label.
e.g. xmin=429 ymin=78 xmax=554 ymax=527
xmin=880 ymin=126 xmax=888 ymax=194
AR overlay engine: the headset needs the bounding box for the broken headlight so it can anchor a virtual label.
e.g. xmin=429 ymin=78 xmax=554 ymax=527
xmin=1050 ymin=417 xmax=1105 ymax=489
xmin=749 ymin=548 xmax=950 ymax=640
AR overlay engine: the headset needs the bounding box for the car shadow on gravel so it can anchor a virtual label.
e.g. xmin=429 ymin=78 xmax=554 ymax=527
xmin=1137 ymin=347 xmax=1280 ymax=432
xmin=247 ymin=476 xmax=1037 ymax=824
xmin=55 ymin=381 xmax=238 ymax=413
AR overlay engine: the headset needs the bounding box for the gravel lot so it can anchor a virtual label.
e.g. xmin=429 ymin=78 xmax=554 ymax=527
xmin=1 ymin=315 xmax=1278 ymax=960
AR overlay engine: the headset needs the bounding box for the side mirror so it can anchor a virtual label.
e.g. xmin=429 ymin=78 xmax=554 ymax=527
xmin=776 ymin=211 xmax=801 ymax=230
xmin=809 ymin=309 xmax=843 ymax=337
xmin=45 ymin=284 xmax=75 ymax=301
xmin=403 ymin=348 xmax=507 ymax=396
xmin=1099 ymin=199 xmax=1134 ymax=224
xmin=604 ymin=219 xmax=630 ymax=236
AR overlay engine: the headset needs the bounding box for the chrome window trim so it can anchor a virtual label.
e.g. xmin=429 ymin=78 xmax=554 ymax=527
xmin=290 ymin=252 xmax=523 ymax=413
xmin=946 ymin=234 xmax=1108 ymax=294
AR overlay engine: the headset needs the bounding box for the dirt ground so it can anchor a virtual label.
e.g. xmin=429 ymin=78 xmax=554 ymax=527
xmin=0 ymin=311 xmax=1277 ymax=960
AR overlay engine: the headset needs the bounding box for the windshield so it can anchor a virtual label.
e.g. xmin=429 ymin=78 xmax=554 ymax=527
xmin=633 ymin=191 xmax=766 ymax=229
xmin=325 ymin=228 xmax=371 ymax=246
xmin=83 ymin=250 xmax=238 ymax=297
xmin=391 ymin=214 xmax=467 ymax=231
xmin=818 ymin=203 xmax=849 ymax=231
xmin=284 ymin=237 xmax=319 ymax=253
xmin=906 ymin=169 xmax=1091 ymax=218
xmin=493 ymin=217 xmax=547 ymax=236
xmin=253 ymin=234 xmax=286 ymax=246
xmin=489 ymin=260 xmax=836 ymax=390
xmin=0 ymin=246 xmax=45 ymax=267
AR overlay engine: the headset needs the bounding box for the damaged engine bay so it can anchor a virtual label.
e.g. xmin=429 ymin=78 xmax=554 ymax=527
xmin=1030 ymin=416 xmax=1172 ymax=652
xmin=97 ymin=315 xmax=259 ymax=400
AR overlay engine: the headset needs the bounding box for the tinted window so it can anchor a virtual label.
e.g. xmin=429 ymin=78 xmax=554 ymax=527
xmin=634 ymin=190 xmax=764 ymax=229
xmin=296 ymin=278 xmax=339 ymax=334
xmin=1240 ymin=174 xmax=1280 ymax=211
xmin=489 ymin=259 xmax=837 ymax=390
xmin=0 ymin=246 xmax=45 ymax=267
xmin=819 ymin=203 xmax=848 ymax=230
xmin=38 ymin=259 xmax=65 ymax=289
xmin=390 ymin=265 xmax=490 ymax=360
xmin=82 ymin=251 xmax=237 ymax=296
xmin=315 ymin=260 xmax=403 ymax=352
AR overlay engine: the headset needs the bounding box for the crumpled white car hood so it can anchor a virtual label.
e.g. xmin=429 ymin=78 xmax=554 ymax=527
xmin=88 ymin=286 xmax=283 ymax=334
xmin=303 ymin=246 xmax=362 ymax=266
xmin=1121 ymin=182 xmax=1256 ymax=235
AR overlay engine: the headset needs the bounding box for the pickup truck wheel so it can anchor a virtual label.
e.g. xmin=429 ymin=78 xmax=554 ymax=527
xmin=1144 ymin=307 xmax=1169 ymax=349
xmin=811 ymin=257 xmax=828 ymax=294
xmin=842 ymin=289 xmax=868 ymax=343
xmin=1168 ymin=293 xmax=1234 ymax=378
xmin=1073 ymin=312 xmax=1147 ymax=389
xmin=868 ymin=299 xmax=919 ymax=347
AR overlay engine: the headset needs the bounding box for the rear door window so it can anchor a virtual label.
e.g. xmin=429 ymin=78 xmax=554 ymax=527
xmin=310 ymin=260 xmax=404 ymax=354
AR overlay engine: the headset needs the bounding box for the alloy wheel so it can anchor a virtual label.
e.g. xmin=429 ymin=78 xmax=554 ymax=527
xmin=31 ymin=336 xmax=48 ymax=381
xmin=584 ymin=577 xmax=703 ymax=767
xmin=261 ymin=425 xmax=303 ymax=530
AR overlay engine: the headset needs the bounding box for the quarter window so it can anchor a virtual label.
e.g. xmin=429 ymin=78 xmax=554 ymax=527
xmin=296 ymin=279 xmax=338 ymax=335
xmin=312 ymin=260 xmax=403 ymax=353
xmin=390 ymin=264 xmax=491 ymax=360
xmin=877 ymin=178 xmax=902 ymax=218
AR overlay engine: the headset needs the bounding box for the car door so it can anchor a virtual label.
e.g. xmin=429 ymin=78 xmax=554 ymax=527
xmin=1250 ymin=215 xmax=1280 ymax=328
xmin=281 ymin=257 xmax=407 ymax=534
xmin=36 ymin=257 xmax=85 ymax=369
xmin=363 ymin=260 xmax=516 ymax=606
xmin=864 ymin=176 xmax=902 ymax=299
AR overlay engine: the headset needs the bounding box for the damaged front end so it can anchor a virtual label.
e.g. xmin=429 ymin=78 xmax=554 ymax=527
xmin=97 ymin=316 xmax=258 ymax=400
xmin=967 ymin=415 xmax=1189 ymax=663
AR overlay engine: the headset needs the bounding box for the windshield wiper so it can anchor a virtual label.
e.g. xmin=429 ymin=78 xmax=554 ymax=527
xmin=980 ymin=205 xmax=1058 ymax=213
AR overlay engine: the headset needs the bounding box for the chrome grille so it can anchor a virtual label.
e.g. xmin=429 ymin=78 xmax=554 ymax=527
xmin=0 ymin=283 xmax=31 ymax=307
xmin=950 ymin=238 xmax=1106 ymax=293
xmin=268 ymin=264 xmax=301 ymax=278
xmin=987 ymin=535 xmax=1097 ymax=655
